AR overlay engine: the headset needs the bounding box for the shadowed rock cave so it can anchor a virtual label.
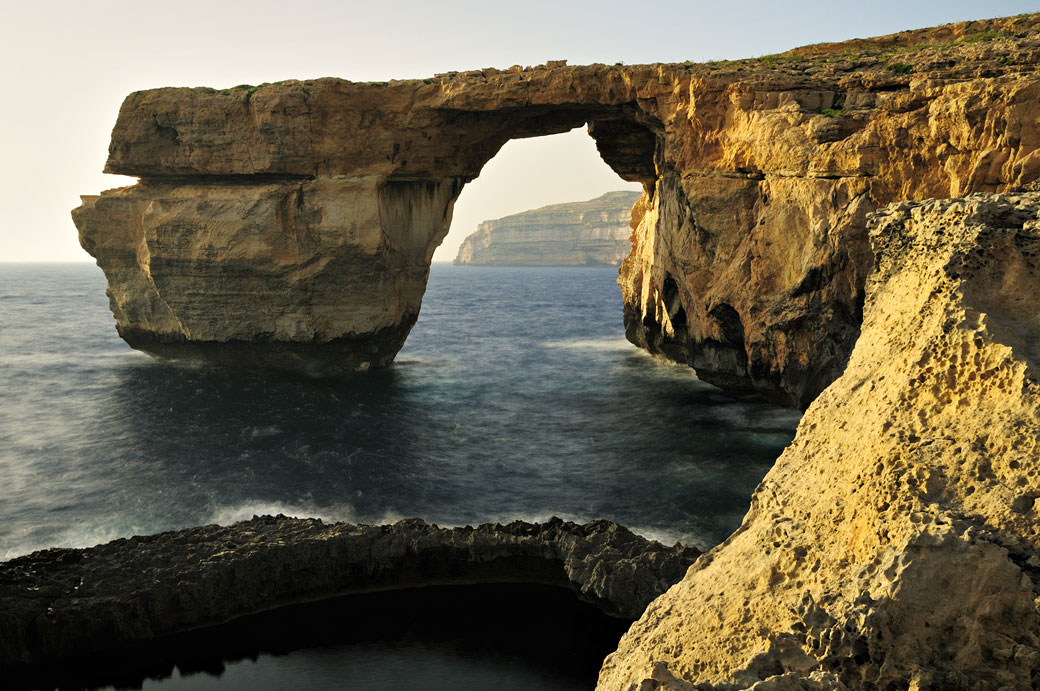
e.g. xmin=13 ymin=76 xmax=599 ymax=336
xmin=1 ymin=517 xmax=698 ymax=689
xmin=11 ymin=585 xmax=631 ymax=691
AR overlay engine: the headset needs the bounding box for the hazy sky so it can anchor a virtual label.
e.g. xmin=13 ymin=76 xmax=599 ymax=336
xmin=2 ymin=0 xmax=1037 ymax=262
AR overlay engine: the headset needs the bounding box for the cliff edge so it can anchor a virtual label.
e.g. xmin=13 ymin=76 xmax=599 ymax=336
xmin=598 ymin=192 xmax=1040 ymax=690
xmin=55 ymin=14 xmax=1040 ymax=690
xmin=453 ymin=190 xmax=641 ymax=266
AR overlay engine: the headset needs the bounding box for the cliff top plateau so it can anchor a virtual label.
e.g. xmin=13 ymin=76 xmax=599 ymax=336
xmin=103 ymin=14 xmax=1040 ymax=182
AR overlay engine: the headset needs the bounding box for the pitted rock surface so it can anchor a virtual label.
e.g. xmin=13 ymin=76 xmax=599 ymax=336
xmin=598 ymin=192 xmax=1040 ymax=690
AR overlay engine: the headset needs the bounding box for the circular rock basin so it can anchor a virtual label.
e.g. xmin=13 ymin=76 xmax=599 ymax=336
xmin=32 ymin=584 xmax=630 ymax=690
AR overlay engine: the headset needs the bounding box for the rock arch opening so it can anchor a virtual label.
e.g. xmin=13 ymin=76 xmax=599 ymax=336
xmin=74 ymin=81 xmax=662 ymax=383
xmin=435 ymin=126 xmax=643 ymax=266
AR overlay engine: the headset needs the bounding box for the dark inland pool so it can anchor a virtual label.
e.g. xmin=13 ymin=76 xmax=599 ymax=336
xmin=0 ymin=262 xmax=802 ymax=689
xmin=13 ymin=584 xmax=631 ymax=691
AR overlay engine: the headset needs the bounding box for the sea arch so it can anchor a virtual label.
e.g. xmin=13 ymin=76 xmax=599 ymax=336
xmin=74 ymin=55 xmax=1040 ymax=407
xmin=61 ymin=17 xmax=1040 ymax=689
xmin=74 ymin=69 xmax=660 ymax=375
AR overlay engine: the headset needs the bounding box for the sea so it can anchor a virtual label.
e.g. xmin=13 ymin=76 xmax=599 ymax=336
xmin=0 ymin=262 xmax=801 ymax=690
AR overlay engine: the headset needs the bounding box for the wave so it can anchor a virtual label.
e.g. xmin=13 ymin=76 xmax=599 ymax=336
xmin=0 ymin=511 xmax=709 ymax=562
xmin=537 ymin=337 xmax=634 ymax=352
xmin=0 ymin=350 xmax=141 ymax=368
xmin=2 ymin=523 xmax=147 ymax=561
xmin=204 ymin=501 xmax=406 ymax=528
xmin=205 ymin=504 xmax=712 ymax=551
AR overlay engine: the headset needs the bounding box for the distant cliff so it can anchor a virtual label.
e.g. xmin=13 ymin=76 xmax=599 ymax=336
xmin=453 ymin=191 xmax=640 ymax=266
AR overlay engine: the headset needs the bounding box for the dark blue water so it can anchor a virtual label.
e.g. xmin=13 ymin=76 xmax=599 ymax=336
xmin=0 ymin=262 xmax=800 ymax=689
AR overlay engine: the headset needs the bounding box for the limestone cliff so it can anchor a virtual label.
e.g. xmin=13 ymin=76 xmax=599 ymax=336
xmin=598 ymin=192 xmax=1040 ymax=690
xmin=453 ymin=191 xmax=640 ymax=266
xmin=74 ymin=14 xmax=1040 ymax=401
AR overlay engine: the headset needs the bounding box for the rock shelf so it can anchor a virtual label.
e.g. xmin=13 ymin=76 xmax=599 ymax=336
xmin=0 ymin=516 xmax=698 ymax=677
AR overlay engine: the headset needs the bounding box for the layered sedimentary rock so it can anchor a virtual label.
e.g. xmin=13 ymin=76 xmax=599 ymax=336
xmin=453 ymin=190 xmax=641 ymax=265
xmin=75 ymin=178 xmax=460 ymax=368
xmin=75 ymin=15 xmax=1040 ymax=402
xmin=0 ymin=516 xmax=698 ymax=673
xmin=598 ymin=192 xmax=1040 ymax=690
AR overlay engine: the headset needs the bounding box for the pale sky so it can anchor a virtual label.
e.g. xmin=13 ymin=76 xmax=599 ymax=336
xmin=2 ymin=0 xmax=1036 ymax=262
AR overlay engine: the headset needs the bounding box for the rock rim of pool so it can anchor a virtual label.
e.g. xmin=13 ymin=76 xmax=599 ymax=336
xmin=0 ymin=515 xmax=700 ymax=674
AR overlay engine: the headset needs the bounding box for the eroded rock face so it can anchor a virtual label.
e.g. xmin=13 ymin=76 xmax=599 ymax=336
xmin=454 ymin=190 xmax=641 ymax=266
xmin=0 ymin=516 xmax=698 ymax=673
xmin=597 ymin=192 xmax=1040 ymax=690
xmin=75 ymin=177 xmax=461 ymax=369
xmin=74 ymin=15 xmax=1040 ymax=399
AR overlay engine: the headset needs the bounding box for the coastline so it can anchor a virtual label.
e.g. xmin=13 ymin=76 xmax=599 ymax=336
xmin=0 ymin=515 xmax=699 ymax=684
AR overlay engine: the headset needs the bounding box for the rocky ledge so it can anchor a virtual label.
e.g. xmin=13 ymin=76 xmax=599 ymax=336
xmin=0 ymin=516 xmax=698 ymax=675
xmin=599 ymin=192 xmax=1040 ymax=690
xmin=453 ymin=190 xmax=641 ymax=266
xmin=75 ymin=14 xmax=1040 ymax=405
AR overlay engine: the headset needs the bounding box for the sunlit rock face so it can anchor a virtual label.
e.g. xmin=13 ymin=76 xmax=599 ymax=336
xmin=75 ymin=71 xmax=656 ymax=371
xmin=64 ymin=15 xmax=1040 ymax=691
xmin=75 ymin=15 xmax=1040 ymax=400
xmin=598 ymin=192 xmax=1040 ymax=690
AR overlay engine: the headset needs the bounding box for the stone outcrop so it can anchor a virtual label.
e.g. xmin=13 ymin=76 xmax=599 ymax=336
xmin=74 ymin=15 xmax=1040 ymax=403
xmin=453 ymin=190 xmax=641 ymax=265
xmin=75 ymin=177 xmax=460 ymax=369
xmin=0 ymin=516 xmax=698 ymax=675
xmin=597 ymin=192 xmax=1040 ymax=690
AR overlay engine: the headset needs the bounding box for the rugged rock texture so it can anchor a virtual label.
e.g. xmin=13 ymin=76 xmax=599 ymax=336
xmin=597 ymin=192 xmax=1040 ymax=690
xmin=75 ymin=15 xmax=1040 ymax=399
xmin=619 ymin=16 xmax=1040 ymax=406
xmin=0 ymin=516 xmax=698 ymax=674
xmin=58 ymin=17 xmax=1040 ymax=690
xmin=75 ymin=177 xmax=459 ymax=369
xmin=453 ymin=190 xmax=641 ymax=265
